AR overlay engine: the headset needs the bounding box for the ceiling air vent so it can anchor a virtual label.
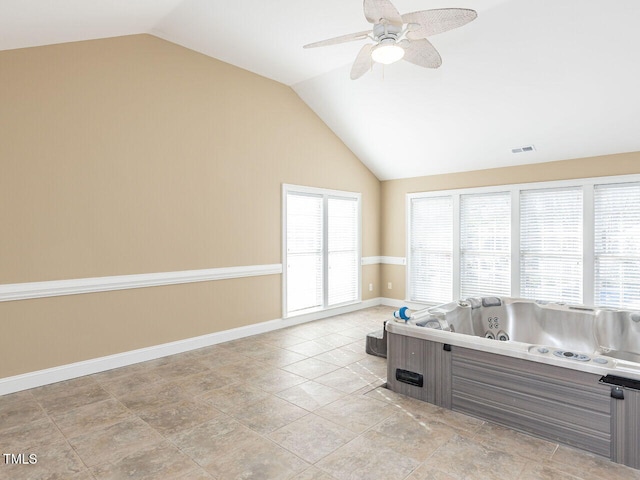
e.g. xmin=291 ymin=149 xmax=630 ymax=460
xmin=512 ymin=145 xmax=536 ymax=154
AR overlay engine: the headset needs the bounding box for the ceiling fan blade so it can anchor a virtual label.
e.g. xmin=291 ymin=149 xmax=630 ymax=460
xmin=304 ymin=30 xmax=371 ymax=48
xmin=402 ymin=8 xmax=477 ymax=40
xmin=401 ymin=39 xmax=442 ymax=69
xmin=350 ymin=44 xmax=373 ymax=80
xmin=363 ymin=0 xmax=403 ymax=26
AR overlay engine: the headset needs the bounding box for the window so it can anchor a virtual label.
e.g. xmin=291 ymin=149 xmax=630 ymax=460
xmin=283 ymin=185 xmax=361 ymax=317
xmin=285 ymin=193 xmax=323 ymax=313
xmin=460 ymin=192 xmax=511 ymax=298
xmin=409 ymin=196 xmax=453 ymax=304
xmin=594 ymin=182 xmax=640 ymax=309
xmin=520 ymin=187 xmax=583 ymax=304
xmin=407 ymin=174 xmax=640 ymax=309
xmin=328 ymin=197 xmax=360 ymax=306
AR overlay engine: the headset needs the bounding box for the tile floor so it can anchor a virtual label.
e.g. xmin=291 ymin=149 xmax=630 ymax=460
xmin=1 ymin=306 xmax=640 ymax=479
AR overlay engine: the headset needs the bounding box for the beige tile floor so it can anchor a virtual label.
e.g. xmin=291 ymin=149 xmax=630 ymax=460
xmin=2 ymin=306 xmax=640 ymax=480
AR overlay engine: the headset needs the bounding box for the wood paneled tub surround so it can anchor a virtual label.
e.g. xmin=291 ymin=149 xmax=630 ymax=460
xmin=385 ymin=297 xmax=640 ymax=469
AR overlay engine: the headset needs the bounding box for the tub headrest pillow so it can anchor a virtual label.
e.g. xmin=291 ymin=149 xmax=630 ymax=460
xmin=482 ymin=297 xmax=502 ymax=307
xmin=466 ymin=297 xmax=482 ymax=309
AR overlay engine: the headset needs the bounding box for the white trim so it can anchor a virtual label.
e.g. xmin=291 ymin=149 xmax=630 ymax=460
xmin=583 ymin=184 xmax=595 ymax=306
xmin=286 ymin=297 xmax=381 ymax=323
xmin=281 ymin=184 xmax=290 ymax=317
xmin=282 ymin=183 xmax=361 ymax=199
xmin=405 ymin=173 xmax=640 ymax=200
xmin=452 ymin=194 xmax=461 ymax=299
xmin=357 ymin=197 xmax=363 ymax=301
xmin=0 ymin=264 xmax=282 ymax=302
xmin=380 ymin=256 xmax=406 ymax=265
xmin=406 ymin=194 xmax=412 ymax=305
xmin=361 ymin=256 xmax=380 ymax=265
xmin=322 ymin=194 xmax=329 ymax=308
xmin=0 ymin=297 xmax=384 ymax=396
xmin=511 ymin=190 xmax=521 ymax=297
xmin=361 ymin=256 xmax=406 ymax=265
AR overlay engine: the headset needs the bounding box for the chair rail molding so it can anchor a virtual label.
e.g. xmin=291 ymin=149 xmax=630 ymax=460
xmin=361 ymin=256 xmax=406 ymax=265
xmin=0 ymin=264 xmax=283 ymax=302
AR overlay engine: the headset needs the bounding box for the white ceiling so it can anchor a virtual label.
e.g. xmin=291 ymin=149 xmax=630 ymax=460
xmin=2 ymin=0 xmax=640 ymax=180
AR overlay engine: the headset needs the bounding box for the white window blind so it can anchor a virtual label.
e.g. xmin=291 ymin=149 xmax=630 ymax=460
xmin=460 ymin=192 xmax=511 ymax=298
xmin=284 ymin=185 xmax=361 ymax=317
xmin=410 ymin=196 xmax=453 ymax=304
xmin=594 ymin=182 xmax=640 ymax=309
xmin=520 ymin=187 xmax=583 ymax=303
xmin=286 ymin=193 xmax=323 ymax=314
xmin=328 ymin=197 xmax=359 ymax=306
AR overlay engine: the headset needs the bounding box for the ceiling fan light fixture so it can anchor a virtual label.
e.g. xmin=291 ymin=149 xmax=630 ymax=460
xmin=371 ymin=43 xmax=404 ymax=65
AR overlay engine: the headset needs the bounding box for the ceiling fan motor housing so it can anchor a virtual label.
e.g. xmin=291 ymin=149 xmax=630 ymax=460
xmin=373 ymin=23 xmax=403 ymax=43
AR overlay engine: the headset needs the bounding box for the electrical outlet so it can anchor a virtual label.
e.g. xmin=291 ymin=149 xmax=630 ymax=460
xmin=387 ymin=282 xmax=392 ymax=289
xmin=368 ymin=283 xmax=373 ymax=292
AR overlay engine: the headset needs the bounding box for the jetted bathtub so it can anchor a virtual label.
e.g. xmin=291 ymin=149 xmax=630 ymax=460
xmin=385 ymin=297 xmax=640 ymax=469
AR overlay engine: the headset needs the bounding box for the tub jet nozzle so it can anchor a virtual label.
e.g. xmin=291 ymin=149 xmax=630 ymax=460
xmin=497 ymin=331 xmax=510 ymax=341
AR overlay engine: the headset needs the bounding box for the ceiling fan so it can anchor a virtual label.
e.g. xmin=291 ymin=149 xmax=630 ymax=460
xmin=304 ymin=0 xmax=477 ymax=79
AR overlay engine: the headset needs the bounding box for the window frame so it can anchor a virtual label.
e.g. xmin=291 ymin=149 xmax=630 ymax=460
xmin=406 ymin=173 xmax=640 ymax=308
xmin=282 ymin=184 xmax=362 ymax=318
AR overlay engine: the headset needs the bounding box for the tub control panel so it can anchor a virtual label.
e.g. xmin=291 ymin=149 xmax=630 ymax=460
xmin=553 ymin=350 xmax=591 ymax=362
xmin=487 ymin=316 xmax=500 ymax=330
xmin=530 ymin=345 xmax=610 ymax=366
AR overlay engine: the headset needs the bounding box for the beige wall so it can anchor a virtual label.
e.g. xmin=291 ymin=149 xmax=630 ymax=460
xmin=0 ymin=34 xmax=381 ymax=378
xmin=381 ymin=152 xmax=640 ymax=300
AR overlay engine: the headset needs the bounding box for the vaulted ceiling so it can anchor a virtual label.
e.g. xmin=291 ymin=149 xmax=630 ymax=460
xmin=2 ymin=0 xmax=639 ymax=180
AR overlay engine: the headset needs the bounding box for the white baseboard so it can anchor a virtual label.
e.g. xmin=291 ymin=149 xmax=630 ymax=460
xmin=0 ymin=297 xmax=384 ymax=396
